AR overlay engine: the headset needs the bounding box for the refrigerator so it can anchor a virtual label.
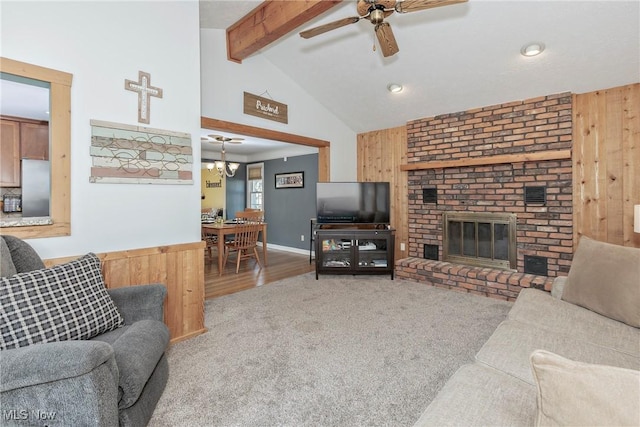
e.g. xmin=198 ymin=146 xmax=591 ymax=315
xmin=21 ymin=159 xmax=50 ymax=217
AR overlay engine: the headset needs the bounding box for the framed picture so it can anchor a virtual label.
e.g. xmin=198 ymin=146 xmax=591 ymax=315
xmin=275 ymin=171 xmax=304 ymax=189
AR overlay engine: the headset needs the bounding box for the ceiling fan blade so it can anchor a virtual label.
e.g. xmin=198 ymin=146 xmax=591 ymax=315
xmin=375 ymin=22 xmax=399 ymax=57
xmin=300 ymin=17 xmax=361 ymax=39
xmin=395 ymin=0 xmax=467 ymax=13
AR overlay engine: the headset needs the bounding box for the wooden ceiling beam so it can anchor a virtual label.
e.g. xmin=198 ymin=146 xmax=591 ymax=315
xmin=226 ymin=0 xmax=342 ymax=63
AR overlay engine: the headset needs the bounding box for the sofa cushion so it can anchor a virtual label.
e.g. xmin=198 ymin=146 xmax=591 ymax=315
xmin=413 ymin=363 xmax=536 ymax=427
xmin=475 ymin=320 xmax=640 ymax=386
xmin=0 ymin=253 xmax=124 ymax=350
xmin=561 ymin=236 xmax=640 ymax=328
xmin=530 ymin=350 xmax=640 ymax=427
xmin=509 ymin=289 xmax=640 ymax=357
xmin=0 ymin=237 xmax=17 ymax=277
xmin=93 ymin=319 xmax=170 ymax=409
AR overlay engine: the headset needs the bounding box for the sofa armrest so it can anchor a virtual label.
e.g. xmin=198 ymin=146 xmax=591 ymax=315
xmin=112 ymin=320 xmax=170 ymax=408
xmin=1 ymin=340 xmax=116 ymax=392
xmin=551 ymin=276 xmax=568 ymax=299
xmin=107 ymin=284 xmax=167 ymax=324
xmin=1 ymin=341 xmax=120 ymax=426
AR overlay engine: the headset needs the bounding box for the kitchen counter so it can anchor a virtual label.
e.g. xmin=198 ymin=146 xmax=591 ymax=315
xmin=0 ymin=216 xmax=53 ymax=228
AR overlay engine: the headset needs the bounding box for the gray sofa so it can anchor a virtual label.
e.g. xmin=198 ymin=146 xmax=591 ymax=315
xmin=0 ymin=235 xmax=170 ymax=426
xmin=415 ymin=236 xmax=640 ymax=426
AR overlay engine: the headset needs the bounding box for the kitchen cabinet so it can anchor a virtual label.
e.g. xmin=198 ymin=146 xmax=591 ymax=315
xmin=0 ymin=119 xmax=21 ymax=187
xmin=20 ymin=122 xmax=49 ymax=160
xmin=315 ymin=226 xmax=395 ymax=279
xmin=0 ymin=119 xmax=49 ymax=188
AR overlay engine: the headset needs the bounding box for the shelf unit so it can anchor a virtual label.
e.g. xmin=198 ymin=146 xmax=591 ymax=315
xmin=314 ymin=225 xmax=395 ymax=279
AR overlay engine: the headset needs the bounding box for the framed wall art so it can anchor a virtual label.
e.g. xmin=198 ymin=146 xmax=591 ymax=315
xmin=275 ymin=171 xmax=304 ymax=189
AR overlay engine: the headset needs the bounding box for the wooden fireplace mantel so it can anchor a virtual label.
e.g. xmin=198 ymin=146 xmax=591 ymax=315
xmin=400 ymin=149 xmax=571 ymax=171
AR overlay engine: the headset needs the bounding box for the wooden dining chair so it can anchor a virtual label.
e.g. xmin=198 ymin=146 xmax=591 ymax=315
xmin=223 ymin=222 xmax=263 ymax=273
xmin=201 ymin=228 xmax=218 ymax=260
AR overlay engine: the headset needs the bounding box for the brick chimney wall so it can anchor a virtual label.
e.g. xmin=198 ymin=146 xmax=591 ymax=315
xmin=404 ymin=93 xmax=574 ymax=280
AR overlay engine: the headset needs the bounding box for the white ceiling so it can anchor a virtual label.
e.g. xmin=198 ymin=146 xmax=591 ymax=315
xmin=0 ymin=79 xmax=50 ymax=121
xmin=200 ymin=132 xmax=318 ymax=163
xmin=5 ymin=1 xmax=638 ymax=160
xmin=200 ymin=0 xmax=640 ymax=153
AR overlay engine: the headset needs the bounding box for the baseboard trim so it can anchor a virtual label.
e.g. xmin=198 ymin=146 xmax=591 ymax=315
xmin=260 ymin=242 xmax=313 ymax=256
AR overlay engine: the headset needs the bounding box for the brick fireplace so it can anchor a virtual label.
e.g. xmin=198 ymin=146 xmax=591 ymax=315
xmin=396 ymin=93 xmax=574 ymax=300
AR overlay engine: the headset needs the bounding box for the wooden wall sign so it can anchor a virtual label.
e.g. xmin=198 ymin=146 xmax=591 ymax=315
xmin=89 ymin=119 xmax=192 ymax=184
xmin=243 ymin=91 xmax=288 ymax=124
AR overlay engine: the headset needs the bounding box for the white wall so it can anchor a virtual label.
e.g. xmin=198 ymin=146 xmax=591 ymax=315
xmin=200 ymin=29 xmax=357 ymax=182
xmin=1 ymin=1 xmax=202 ymax=258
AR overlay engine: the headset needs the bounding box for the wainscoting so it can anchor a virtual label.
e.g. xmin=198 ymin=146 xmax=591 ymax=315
xmin=45 ymin=241 xmax=206 ymax=343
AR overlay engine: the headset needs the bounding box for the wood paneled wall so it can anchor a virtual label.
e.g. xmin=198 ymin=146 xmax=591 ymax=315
xmin=45 ymin=241 xmax=206 ymax=343
xmin=357 ymin=126 xmax=408 ymax=259
xmin=573 ymin=83 xmax=640 ymax=248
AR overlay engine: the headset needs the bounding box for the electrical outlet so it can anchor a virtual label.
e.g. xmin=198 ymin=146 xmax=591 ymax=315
xmin=301 ymin=235 xmax=305 ymax=241
xmin=400 ymin=242 xmax=406 ymax=251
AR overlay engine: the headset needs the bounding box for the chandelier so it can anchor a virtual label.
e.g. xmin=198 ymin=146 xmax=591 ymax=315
xmin=203 ymin=135 xmax=242 ymax=178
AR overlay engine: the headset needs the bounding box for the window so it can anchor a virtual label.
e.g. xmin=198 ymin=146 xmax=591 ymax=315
xmin=247 ymin=163 xmax=263 ymax=210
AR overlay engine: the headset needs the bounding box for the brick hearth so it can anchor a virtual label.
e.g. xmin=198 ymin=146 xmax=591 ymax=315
xmin=397 ymin=92 xmax=574 ymax=300
xmin=396 ymin=258 xmax=554 ymax=301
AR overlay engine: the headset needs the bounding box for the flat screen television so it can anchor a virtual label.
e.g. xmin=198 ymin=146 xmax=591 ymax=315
xmin=316 ymin=182 xmax=390 ymax=224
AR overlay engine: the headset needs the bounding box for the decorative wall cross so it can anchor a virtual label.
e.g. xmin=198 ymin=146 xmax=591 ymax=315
xmin=125 ymin=71 xmax=163 ymax=124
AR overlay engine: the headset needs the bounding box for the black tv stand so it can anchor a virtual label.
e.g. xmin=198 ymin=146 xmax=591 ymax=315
xmin=314 ymin=224 xmax=395 ymax=279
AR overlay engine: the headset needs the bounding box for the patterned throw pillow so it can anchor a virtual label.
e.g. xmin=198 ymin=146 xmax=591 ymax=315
xmin=0 ymin=253 xmax=124 ymax=350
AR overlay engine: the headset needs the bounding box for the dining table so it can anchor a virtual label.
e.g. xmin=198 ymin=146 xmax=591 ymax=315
xmin=201 ymin=221 xmax=268 ymax=275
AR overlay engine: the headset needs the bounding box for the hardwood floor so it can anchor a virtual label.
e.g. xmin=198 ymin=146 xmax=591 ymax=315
xmin=204 ymin=247 xmax=315 ymax=299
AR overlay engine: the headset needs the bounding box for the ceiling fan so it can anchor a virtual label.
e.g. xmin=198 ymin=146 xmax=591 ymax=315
xmin=299 ymin=0 xmax=467 ymax=57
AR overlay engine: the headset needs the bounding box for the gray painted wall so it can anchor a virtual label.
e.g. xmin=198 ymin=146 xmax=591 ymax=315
xmin=263 ymin=154 xmax=317 ymax=250
xmin=225 ymin=165 xmax=246 ymax=220
xmin=225 ymin=153 xmax=318 ymax=251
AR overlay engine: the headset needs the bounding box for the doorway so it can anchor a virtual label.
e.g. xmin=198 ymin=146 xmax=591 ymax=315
xmin=200 ymin=117 xmax=330 ymax=182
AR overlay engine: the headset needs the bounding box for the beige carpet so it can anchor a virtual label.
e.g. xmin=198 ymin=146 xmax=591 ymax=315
xmin=149 ymin=273 xmax=512 ymax=426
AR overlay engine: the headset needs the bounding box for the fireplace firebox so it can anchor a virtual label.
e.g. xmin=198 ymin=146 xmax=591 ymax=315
xmin=443 ymin=212 xmax=517 ymax=271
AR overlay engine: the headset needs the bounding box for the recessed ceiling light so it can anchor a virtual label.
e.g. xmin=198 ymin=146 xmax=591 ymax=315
xmin=521 ymin=43 xmax=545 ymax=57
xmin=387 ymin=83 xmax=403 ymax=93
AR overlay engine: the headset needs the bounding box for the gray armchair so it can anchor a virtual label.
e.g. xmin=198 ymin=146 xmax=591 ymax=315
xmin=0 ymin=235 xmax=169 ymax=426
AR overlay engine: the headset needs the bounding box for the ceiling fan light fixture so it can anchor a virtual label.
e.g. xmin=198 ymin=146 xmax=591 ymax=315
xmin=521 ymin=42 xmax=545 ymax=57
xmin=387 ymin=83 xmax=403 ymax=93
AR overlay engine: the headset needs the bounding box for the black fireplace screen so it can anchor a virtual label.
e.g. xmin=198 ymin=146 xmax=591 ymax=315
xmin=443 ymin=212 xmax=516 ymax=270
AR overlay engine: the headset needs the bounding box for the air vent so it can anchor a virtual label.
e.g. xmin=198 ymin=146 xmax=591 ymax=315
xmin=423 ymin=244 xmax=438 ymax=260
xmin=524 ymin=255 xmax=548 ymax=276
xmin=525 ymin=186 xmax=547 ymax=205
xmin=422 ymin=188 xmax=437 ymax=204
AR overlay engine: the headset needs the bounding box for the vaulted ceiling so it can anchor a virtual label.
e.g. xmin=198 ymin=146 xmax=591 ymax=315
xmin=6 ymin=2 xmax=638 ymax=160
xmin=200 ymin=0 xmax=639 ymax=154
